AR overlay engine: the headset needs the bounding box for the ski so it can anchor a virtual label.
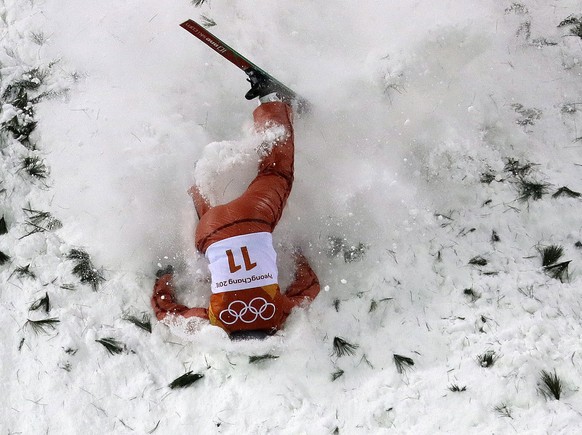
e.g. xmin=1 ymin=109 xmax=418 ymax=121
xmin=180 ymin=19 xmax=309 ymax=113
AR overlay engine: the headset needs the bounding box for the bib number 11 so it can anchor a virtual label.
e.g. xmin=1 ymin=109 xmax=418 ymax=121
xmin=226 ymin=247 xmax=257 ymax=273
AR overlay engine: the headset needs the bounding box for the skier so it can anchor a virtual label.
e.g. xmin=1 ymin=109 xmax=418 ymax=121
xmin=151 ymin=90 xmax=320 ymax=339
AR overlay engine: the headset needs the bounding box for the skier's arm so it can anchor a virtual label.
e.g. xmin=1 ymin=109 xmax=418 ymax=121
xmin=281 ymin=254 xmax=320 ymax=316
xmin=151 ymin=272 xmax=209 ymax=321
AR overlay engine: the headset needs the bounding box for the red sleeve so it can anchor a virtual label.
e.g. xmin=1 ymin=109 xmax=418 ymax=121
xmin=151 ymin=273 xmax=209 ymax=321
xmin=281 ymin=254 xmax=320 ymax=316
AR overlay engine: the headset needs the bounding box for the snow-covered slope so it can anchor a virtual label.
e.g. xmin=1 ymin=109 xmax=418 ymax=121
xmin=2 ymin=0 xmax=582 ymax=433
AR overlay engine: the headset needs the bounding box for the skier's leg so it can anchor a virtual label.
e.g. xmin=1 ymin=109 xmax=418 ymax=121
xmin=195 ymin=101 xmax=295 ymax=252
xmin=249 ymin=100 xmax=295 ymax=224
xmin=188 ymin=185 xmax=211 ymax=219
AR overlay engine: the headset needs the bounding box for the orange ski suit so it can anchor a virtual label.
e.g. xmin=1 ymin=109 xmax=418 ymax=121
xmin=152 ymin=101 xmax=320 ymax=334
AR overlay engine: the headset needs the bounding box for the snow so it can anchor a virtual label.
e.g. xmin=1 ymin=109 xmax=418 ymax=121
xmin=2 ymin=0 xmax=582 ymax=433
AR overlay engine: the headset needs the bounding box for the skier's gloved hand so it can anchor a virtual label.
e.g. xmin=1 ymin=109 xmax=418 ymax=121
xmin=156 ymin=264 xmax=174 ymax=278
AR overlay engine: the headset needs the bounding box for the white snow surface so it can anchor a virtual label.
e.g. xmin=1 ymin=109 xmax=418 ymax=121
xmin=2 ymin=0 xmax=582 ymax=433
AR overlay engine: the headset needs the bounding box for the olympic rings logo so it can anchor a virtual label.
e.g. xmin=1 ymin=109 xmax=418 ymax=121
xmin=219 ymin=297 xmax=276 ymax=325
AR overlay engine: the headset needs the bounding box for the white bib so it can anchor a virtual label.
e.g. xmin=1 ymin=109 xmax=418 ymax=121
xmin=205 ymin=232 xmax=278 ymax=294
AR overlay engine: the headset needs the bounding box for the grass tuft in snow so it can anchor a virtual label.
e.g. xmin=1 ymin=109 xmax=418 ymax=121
xmin=480 ymin=171 xmax=496 ymax=184
xmin=0 ymin=215 xmax=7 ymax=235
xmin=30 ymin=31 xmax=47 ymax=46
xmin=463 ymin=288 xmax=480 ymax=302
xmin=2 ymin=83 xmax=37 ymax=147
xmin=20 ymin=207 xmax=62 ymax=238
xmin=201 ymin=16 xmax=216 ymax=27
xmin=393 ymin=354 xmax=415 ymax=374
xmin=191 ymin=0 xmax=208 ymax=7
xmin=539 ymin=370 xmax=563 ymax=400
xmin=494 ymin=403 xmax=513 ymax=419
xmin=2 ymin=114 xmax=37 ymax=147
xmin=477 ymin=350 xmax=498 ymax=368
xmin=516 ymin=178 xmax=550 ymax=202
xmin=504 ymin=158 xmax=533 ymax=178
xmin=333 ymin=298 xmax=341 ymax=312
xmin=558 ymin=15 xmax=581 ymax=27
xmin=331 ymin=368 xmax=345 ymax=382
xmin=249 ymin=354 xmax=279 ymax=364
xmin=95 ymin=337 xmax=125 ymax=355
xmin=552 ymin=186 xmax=581 ymax=198
xmin=332 ymin=337 xmax=359 ymax=357
xmin=24 ymin=207 xmax=62 ymax=229
xmin=448 ymin=384 xmax=466 ymax=392
xmin=168 ymin=371 xmax=204 ymax=389
xmin=123 ymin=313 xmax=152 ymax=333
xmin=540 ymin=245 xmax=564 ymax=267
xmin=11 ymin=68 xmax=48 ymax=91
xmin=539 ymin=245 xmax=570 ymax=281
xmin=544 ymin=261 xmax=570 ymax=282
xmin=491 ymin=230 xmax=500 ymax=243
xmin=468 ymin=256 xmax=487 ymax=266
xmin=10 ymin=264 xmax=36 ymax=280
xmin=20 ymin=156 xmax=49 ymax=180
xmin=59 ymin=362 xmax=72 ymax=372
xmin=2 ymin=81 xmax=36 ymax=104
xmin=558 ymin=15 xmax=582 ymax=39
xmin=29 ymin=292 xmax=50 ymax=313
xmin=2 ymin=67 xmax=64 ymax=148
xmin=67 ymin=249 xmax=105 ymax=290
xmin=0 ymin=250 xmax=10 ymax=265
xmin=25 ymin=317 xmax=59 ymax=335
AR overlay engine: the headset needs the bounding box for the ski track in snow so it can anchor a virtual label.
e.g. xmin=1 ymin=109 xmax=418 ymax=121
xmin=2 ymin=0 xmax=582 ymax=433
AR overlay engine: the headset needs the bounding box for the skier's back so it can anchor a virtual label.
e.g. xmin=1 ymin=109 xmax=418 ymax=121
xmin=152 ymin=91 xmax=320 ymax=339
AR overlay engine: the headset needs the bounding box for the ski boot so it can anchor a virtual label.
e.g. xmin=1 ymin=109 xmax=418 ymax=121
xmin=245 ymin=69 xmax=309 ymax=113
